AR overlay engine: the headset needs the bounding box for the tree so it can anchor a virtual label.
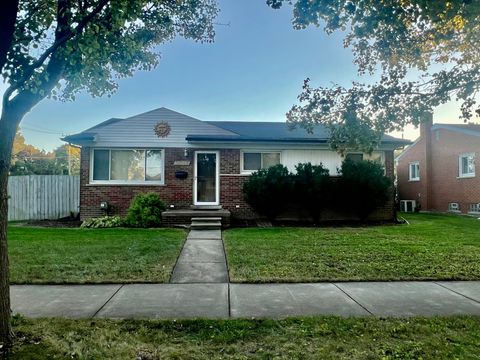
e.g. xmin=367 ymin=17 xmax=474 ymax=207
xmin=268 ymin=0 xmax=480 ymax=153
xmin=53 ymin=144 xmax=81 ymax=175
xmin=0 ymin=0 xmax=218 ymax=347
xmin=12 ymin=129 xmax=41 ymax=159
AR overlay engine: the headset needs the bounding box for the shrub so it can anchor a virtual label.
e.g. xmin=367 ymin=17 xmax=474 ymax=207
xmin=294 ymin=162 xmax=332 ymax=223
xmin=81 ymin=215 xmax=122 ymax=229
xmin=124 ymin=192 xmax=166 ymax=228
xmin=337 ymin=158 xmax=392 ymax=221
xmin=243 ymin=164 xmax=293 ymax=221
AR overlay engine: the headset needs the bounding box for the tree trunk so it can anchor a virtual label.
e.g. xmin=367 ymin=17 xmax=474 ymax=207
xmin=0 ymin=110 xmax=21 ymax=347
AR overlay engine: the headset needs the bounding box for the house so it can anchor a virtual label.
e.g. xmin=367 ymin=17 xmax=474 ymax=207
xmin=63 ymin=107 xmax=409 ymax=225
xmin=396 ymin=114 xmax=480 ymax=214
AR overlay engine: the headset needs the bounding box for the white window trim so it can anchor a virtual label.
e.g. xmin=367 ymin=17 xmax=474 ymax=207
xmin=240 ymin=150 xmax=282 ymax=174
xmin=89 ymin=148 xmax=165 ymax=185
xmin=458 ymin=153 xmax=475 ymax=178
xmin=408 ymin=161 xmax=420 ymax=181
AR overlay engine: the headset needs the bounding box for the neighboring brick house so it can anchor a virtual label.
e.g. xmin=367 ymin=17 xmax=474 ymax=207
xmin=396 ymin=114 xmax=480 ymax=214
xmin=63 ymin=107 xmax=408 ymax=224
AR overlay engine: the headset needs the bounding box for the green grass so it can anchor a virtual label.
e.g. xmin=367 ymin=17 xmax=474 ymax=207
xmin=9 ymin=316 xmax=480 ymax=359
xmin=8 ymin=226 xmax=186 ymax=284
xmin=224 ymin=212 xmax=480 ymax=282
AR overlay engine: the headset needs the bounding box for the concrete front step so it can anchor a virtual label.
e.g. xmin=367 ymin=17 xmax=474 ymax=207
xmin=190 ymin=205 xmax=223 ymax=210
xmin=191 ymin=217 xmax=222 ymax=222
xmin=191 ymin=222 xmax=222 ymax=230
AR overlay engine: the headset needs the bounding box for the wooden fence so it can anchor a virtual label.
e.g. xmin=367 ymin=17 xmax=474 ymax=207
xmin=7 ymin=175 xmax=80 ymax=221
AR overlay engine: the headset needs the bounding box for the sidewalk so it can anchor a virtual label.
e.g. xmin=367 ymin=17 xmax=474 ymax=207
xmin=11 ymin=281 xmax=480 ymax=319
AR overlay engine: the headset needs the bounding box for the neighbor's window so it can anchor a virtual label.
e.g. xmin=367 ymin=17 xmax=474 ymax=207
xmin=459 ymin=153 xmax=475 ymax=178
xmin=409 ymin=162 xmax=420 ymax=181
xmin=242 ymin=151 xmax=280 ymax=173
xmin=469 ymin=203 xmax=480 ymax=213
xmin=91 ymin=149 xmax=164 ymax=183
xmin=448 ymin=202 xmax=460 ymax=212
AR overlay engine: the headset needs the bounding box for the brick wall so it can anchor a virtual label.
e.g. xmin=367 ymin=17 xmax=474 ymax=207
xmin=397 ymin=127 xmax=480 ymax=213
xmin=81 ymin=147 xmax=396 ymax=221
xmin=80 ymin=147 xmax=194 ymax=219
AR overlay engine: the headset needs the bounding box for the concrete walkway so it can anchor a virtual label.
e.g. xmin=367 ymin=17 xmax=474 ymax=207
xmin=10 ymin=281 xmax=480 ymax=319
xmin=170 ymin=229 xmax=228 ymax=283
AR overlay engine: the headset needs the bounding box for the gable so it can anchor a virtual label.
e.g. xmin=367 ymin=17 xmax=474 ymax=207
xmin=64 ymin=107 xmax=236 ymax=147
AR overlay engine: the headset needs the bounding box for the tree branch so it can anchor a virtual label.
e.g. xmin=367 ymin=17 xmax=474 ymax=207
xmin=0 ymin=0 xmax=19 ymax=73
xmin=3 ymin=0 xmax=74 ymax=120
xmin=3 ymin=0 xmax=111 ymax=103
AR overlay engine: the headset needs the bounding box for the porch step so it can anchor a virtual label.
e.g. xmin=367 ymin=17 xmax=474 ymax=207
xmin=191 ymin=217 xmax=222 ymax=222
xmin=191 ymin=217 xmax=222 ymax=230
xmin=190 ymin=205 xmax=223 ymax=211
xmin=190 ymin=221 xmax=222 ymax=230
xmin=162 ymin=209 xmax=231 ymax=228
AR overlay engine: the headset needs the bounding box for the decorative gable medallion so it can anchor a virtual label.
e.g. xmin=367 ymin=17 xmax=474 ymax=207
xmin=154 ymin=121 xmax=171 ymax=138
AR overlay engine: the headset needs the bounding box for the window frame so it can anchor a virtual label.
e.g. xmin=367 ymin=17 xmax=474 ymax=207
xmin=240 ymin=150 xmax=282 ymax=174
xmin=345 ymin=152 xmax=364 ymax=163
xmin=458 ymin=153 xmax=475 ymax=178
xmin=469 ymin=203 xmax=480 ymax=214
xmin=408 ymin=161 xmax=420 ymax=181
xmin=89 ymin=148 xmax=165 ymax=185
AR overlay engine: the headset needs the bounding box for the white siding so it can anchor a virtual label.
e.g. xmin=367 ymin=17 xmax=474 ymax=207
xmin=282 ymin=150 xmax=344 ymax=175
xmin=7 ymin=175 xmax=80 ymax=221
xmin=281 ymin=150 xmax=385 ymax=175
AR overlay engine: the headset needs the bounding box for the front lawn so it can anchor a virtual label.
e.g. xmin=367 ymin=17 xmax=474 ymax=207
xmin=9 ymin=316 xmax=480 ymax=359
xmin=8 ymin=226 xmax=186 ymax=284
xmin=224 ymin=213 xmax=480 ymax=282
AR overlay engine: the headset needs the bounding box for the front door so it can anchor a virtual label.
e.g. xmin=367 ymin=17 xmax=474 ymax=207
xmin=194 ymin=151 xmax=219 ymax=205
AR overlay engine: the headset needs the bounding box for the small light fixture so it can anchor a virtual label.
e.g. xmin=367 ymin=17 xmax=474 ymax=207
xmin=235 ymin=205 xmax=240 ymax=209
xmin=184 ymin=148 xmax=189 ymax=157
xmin=170 ymin=204 xmax=175 ymax=208
xmin=100 ymin=201 xmax=108 ymax=210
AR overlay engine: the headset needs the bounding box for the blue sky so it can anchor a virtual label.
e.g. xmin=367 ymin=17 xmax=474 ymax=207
xmin=7 ymin=0 xmax=466 ymax=150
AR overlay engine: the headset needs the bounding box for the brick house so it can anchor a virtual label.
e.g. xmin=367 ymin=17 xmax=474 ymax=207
xmin=63 ymin=107 xmax=408 ymax=225
xmin=396 ymin=114 xmax=480 ymax=214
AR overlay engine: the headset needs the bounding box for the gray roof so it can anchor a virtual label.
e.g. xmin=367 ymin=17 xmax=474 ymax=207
xmin=63 ymin=107 xmax=409 ymax=147
xmin=192 ymin=121 xmax=408 ymax=144
xmin=432 ymin=123 xmax=480 ymax=138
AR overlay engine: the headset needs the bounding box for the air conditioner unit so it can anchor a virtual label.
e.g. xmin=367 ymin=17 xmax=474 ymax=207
xmin=448 ymin=202 xmax=460 ymax=211
xmin=400 ymin=200 xmax=416 ymax=212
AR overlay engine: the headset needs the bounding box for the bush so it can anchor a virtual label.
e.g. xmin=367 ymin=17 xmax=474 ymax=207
xmin=337 ymin=158 xmax=392 ymax=221
xmin=81 ymin=215 xmax=122 ymax=229
xmin=294 ymin=162 xmax=332 ymax=223
xmin=243 ymin=164 xmax=293 ymax=221
xmin=124 ymin=192 xmax=166 ymax=228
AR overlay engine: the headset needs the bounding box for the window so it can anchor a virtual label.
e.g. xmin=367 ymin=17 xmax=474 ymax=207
xmin=345 ymin=153 xmax=363 ymax=163
xmin=364 ymin=152 xmax=385 ymax=164
xmin=91 ymin=149 xmax=164 ymax=184
xmin=448 ymin=202 xmax=460 ymax=212
xmin=469 ymin=203 xmax=480 ymax=213
xmin=242 ymin=151 xmax=281 ymax=173
xmin=409 ymin=162 xmax=420 ymax=181
xmin=459 ymin=153 xmax=475 ymax=178
xmin=400 ymin=200 xmax=416 ymax=212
